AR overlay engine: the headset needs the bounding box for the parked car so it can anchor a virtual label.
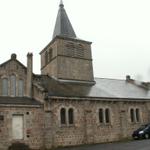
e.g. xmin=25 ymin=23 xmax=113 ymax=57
xmin=132 ymin=124 xmax=150 ymax=139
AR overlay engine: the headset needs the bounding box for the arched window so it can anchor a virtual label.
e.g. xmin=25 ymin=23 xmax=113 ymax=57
xmin=60 ymin=108 xmax=66 ymax=124
xmin=135 ymin=108 xmax=140 ymax=122
xmin=10 ymin=75 xmax=16 ymax=96
xmin=18 ymin=80 xmax=24 ymax=97
xmin=99 ymin=109 xmax=104 ymax=123
xmin=105 ymin=108 xmax=110 ymax=123
xmin=2 ymin=78 xmax=8 ymax=96
xmin=130 ymin=109 xmax=134 ymax=122
xmin=68 ymin=108 xmax=74 ymax=124
xmin=45 ymin=51 xmax=48 ymax=65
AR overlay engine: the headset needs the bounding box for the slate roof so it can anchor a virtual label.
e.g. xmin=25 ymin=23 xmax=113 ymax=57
xmin=0 ymin=97 xmax=42 ymax=106
xmin=37 ymin=76 xmax=150 ymax=100
xmin=89 ymin=78 xmax=150 ymax=99
xmin=52 ymin=0 xmax=76 ymax=39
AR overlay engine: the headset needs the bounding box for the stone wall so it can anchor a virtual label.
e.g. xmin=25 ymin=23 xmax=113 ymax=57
xmin=57 ymin=56 xmax=93 ymax=81
xmin=0 ymin=106 xmax=44 ymax=150
xmin=41 ymin=37 xmax=94 ymax=82
xmin=0 ymin=98 xmax=149 ymax=150
xmin=0 ymin=58 xmax=27 ymax=97
xmin=45 ymin=98 xmax=150 ymax=149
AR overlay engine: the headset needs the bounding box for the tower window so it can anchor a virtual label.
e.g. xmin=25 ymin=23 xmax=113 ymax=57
xmin=45 ymin=51 xmax=48 ymax=66
xmin=65 ymin=43 xmax=84 ymax=58
xmin=48 ymin=48 xmax=53 ymax=62
xmin=76 ymin=44 xmax=84 ymax=58
xmin=66 ymin=42 xmax=75 ymax=57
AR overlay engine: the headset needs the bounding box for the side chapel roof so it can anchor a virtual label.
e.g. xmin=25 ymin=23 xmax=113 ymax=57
xmin=35 ymin=75 xmax=150 ymax=100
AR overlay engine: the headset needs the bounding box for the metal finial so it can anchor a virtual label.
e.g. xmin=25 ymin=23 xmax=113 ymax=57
xmin=59 ymin=0 xmax=64 ymax=7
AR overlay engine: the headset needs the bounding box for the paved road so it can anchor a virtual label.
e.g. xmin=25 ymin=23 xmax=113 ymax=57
xmin=56 ymin=139 xmax=150 ymax=150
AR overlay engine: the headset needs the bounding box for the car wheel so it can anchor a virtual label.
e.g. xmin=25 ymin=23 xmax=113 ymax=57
xmin=145 ymin=133 xmax=149 ymax=139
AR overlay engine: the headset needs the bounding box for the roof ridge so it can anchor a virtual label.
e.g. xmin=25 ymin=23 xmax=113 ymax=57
xmin=0 ymin=58 xmax=26 ymax=69
xmin=94 ymin=77 xmax=126 ymax=81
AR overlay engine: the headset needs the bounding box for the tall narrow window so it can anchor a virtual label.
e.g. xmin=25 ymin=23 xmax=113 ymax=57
xmin=10 ymin=75 xmax=16 ymax=96
xmin=105 ymin=108 xmax=110 ymax=123
xmin=60 ymin=108 xmax=66 ymax=124
xmin=130 ymin=109 xmax=134 ymax=122
xmin=45 ymin=51 xmax=48 ymax=65
xmin=48 ymin=49 xmax=53 ymax=62
xmin=99 ymin=109 xmax=104 ymax=123
xmin=68 ymin=108 xmax=74 ymax=124
xmin=18 ymin=80 xmax=24 ymax=97
xmin=2 ymin=78 xmax=8 ymax=96
xmin=136 ymin=108 xmax=140 ymax=122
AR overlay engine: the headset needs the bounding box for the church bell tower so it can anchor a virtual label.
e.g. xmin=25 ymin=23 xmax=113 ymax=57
xmin=40 ymin=0 xmax=94 ymax=84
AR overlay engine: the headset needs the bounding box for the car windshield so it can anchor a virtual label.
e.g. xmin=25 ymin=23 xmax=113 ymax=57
xmin=139 ymin=124 xmax=148 ymax=130
xmin=144 ymin=124 xmax=150 ymax=130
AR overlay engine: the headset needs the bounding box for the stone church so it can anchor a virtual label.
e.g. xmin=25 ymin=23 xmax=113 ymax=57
xmin=0 ymin=1 xmax=150 ymax=149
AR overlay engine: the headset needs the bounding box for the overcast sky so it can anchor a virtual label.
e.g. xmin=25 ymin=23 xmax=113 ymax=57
xmin=0 ymin=0 xmax=150 ymax=81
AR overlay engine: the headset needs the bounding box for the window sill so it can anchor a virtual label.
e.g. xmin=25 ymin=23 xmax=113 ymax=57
xmin=98 ymin=123 xmax=112 ymax=127
xmin=130 ymin=122 xmax=141 ymax=125
xmin=60 ymin=124 xmax=75 ymax=128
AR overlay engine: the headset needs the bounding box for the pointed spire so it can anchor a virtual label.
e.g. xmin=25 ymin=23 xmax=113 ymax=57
xmin=52 ymin=1 xmax=76 ymax=39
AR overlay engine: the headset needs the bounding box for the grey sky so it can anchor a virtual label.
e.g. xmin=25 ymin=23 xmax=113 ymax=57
xmin=0 ymin=0 xmax=150 ymax=81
